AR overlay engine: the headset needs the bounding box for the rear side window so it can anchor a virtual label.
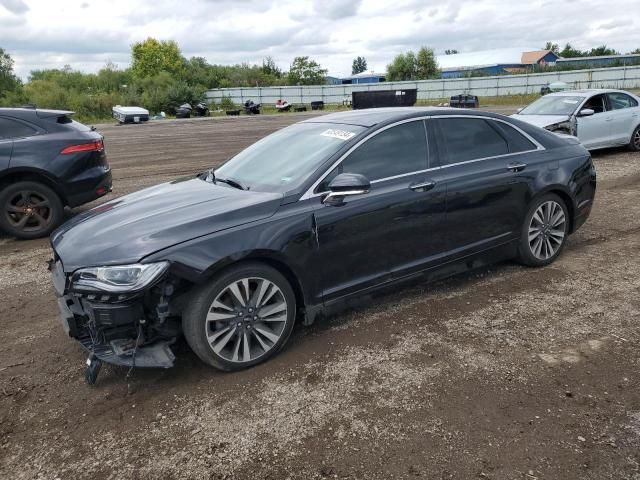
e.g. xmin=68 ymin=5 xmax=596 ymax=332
xmin=492 ymin=121 xmax=536 ymax=153
xmin=340 ymin=121 xmax=427 ymax=181
xmin=0 ymin=117 xmax=38 ymax=140
xmin=436 ymin=118 xmax=508 ymax=165
xmin=607 ymin=92 xmax=638 ymax=110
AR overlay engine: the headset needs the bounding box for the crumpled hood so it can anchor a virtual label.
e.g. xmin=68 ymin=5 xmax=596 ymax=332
xmin=51 ymin=177 xmax=282 ymax=271
xmin=510 ymin=114 xmax=570 ymax=129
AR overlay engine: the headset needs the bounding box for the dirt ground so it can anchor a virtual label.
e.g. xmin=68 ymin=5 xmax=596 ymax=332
xmin=0 ymin=111 xmax=639 ymax=480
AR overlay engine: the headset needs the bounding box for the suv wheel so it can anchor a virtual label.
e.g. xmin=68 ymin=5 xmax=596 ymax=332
xmin=630 ymin=125 xmax=640 ymax=152
xmin=517 ymin=193 xmax=569 ymax=267
xmin=182 ymin=262 xmax=297 ymax=371
xmin=0 ymin=181 xmax=64 ymax=240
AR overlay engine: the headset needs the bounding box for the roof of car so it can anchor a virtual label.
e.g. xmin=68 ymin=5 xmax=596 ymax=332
xmin=303 ymin=107 xmax=505 ymax=127
xmin=544 ymin=88 xmax=632 ymax=97
xmin=0 ymin=107 xmax=74 ymax=120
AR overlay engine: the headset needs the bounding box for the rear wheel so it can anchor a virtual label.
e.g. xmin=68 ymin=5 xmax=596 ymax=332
xmin=517 ymin=194 xmax=569 ymax=267
xmin=182 ymin=262 xmax=296 ymax=371
xmin=629 ymin=125 xmax=640 ymax=152
xmin=0 ymin=181 xmax=64 ymax=239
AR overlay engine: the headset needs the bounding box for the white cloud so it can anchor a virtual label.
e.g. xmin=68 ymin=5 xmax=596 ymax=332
xmin=0 ymin=0 xmax=638 ymax=79
xmin=0 ymin=0 xmax=28 ymax=14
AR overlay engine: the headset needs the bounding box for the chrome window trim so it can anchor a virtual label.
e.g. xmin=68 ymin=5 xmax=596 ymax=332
xmin=300 ymin=114 xmax=545 ymax=200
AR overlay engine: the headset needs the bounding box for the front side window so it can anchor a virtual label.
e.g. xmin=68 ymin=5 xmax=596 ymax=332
xmin=582 ymin=94 xmax=607 ymax=114
xmin=214 ymin=122 xmax=365 ymax=193
xmin=436 ymin=118 xmax=508 ymax=165
xmin=339 ymin=121 xmax=428 ymax=181
xmin=0 ymin=117 xmax=38 ymax=140
xmin=607 ymin=92 xmax=639 ymax=110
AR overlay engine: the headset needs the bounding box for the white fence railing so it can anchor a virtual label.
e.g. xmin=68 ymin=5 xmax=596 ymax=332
xmin=205 ymin=65 xmax=640 ymax=106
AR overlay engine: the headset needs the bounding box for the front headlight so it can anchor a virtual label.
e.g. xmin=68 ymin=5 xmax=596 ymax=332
xmin=545 ymin=121 xmax=574 ymax=136
xmin=71 ymin=262 xmax=170 ymax=293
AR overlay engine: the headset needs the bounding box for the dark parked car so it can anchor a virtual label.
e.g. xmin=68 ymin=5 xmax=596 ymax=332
xmin=50 ymin=107 xmax=595 ymax=383
xmin=0 ymin=108 xmax=112 ymax=239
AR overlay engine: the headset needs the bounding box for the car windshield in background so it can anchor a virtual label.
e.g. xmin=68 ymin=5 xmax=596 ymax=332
xmin=214 ymin=122 xmax=364 ymax=193
xmin=519 ymin=96 xmax=585 ymax=115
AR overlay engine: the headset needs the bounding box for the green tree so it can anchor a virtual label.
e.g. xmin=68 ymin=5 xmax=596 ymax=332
xmin=386 ymin=51 xmax=417 ymax=81
xmin=261 ymin=56 xmax=282 ymax=78
xmin=287 ymin=56 xmax=327 ymax=85
xmin=351 ymin=56 xmax=367 ymax=74
xmin=587 ymin=45 xmax=618 ymax=56
xmin=387 ymin=47 xmax=440 ymax=81
xmin=131 ymin=38 xmax=185 ymax=78
xmin=0 ymin=48 xmax=20 ymax=98
xmin=416 ymin=47 xmax=439 ymax=79
xmin=544 ymin=42 xmax=560 ymax=54
xmin=630 ymin=48 xmax=640 ymax=54
xmin=559 ymin=43 xmax=585 ymax=58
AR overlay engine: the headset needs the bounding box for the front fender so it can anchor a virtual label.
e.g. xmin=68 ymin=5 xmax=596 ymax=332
xmin=143 ymin=201 xmax=320 ymax=307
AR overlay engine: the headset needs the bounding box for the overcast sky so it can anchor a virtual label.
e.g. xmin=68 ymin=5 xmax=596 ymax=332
xmin=1 ymin=0 xmax=639 ymax=80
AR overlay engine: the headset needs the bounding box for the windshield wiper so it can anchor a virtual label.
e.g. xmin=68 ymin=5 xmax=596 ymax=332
xmin=202 ymin=168 xmax=247 ymax=190
xmin=216 ymin=176 xmax=247 ymax=190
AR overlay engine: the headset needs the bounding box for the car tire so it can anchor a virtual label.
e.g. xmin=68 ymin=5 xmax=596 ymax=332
xmin=182 ymin=262 xmax=297 ymax=371
xmin=0 ymin=181 xmax=64 ymax=240
xmin=517 ymin=193 xmax=569 ymax=267
xmin=629 ymin=124 xmax=640 ymax=152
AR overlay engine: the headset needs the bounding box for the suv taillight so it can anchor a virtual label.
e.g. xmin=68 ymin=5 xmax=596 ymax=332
xmin=61 ymin=139 xmax=104 ymax=155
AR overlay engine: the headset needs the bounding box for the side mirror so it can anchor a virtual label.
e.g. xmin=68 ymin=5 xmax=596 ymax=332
xmin=323 ymin=173 xmax=370 ymax=205
xmin=578 ymin=108 xmax=595 ymax=117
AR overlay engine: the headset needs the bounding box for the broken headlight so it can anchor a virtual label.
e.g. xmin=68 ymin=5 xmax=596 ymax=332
xmin=71 ymin=262 xmax=169 ymax=293
xmin=545 ymin=121 xmax=574 ymax=136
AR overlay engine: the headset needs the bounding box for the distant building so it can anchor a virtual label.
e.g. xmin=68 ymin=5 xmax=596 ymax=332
xmin=325 ymin=76 xmax=342 ymax=85
xmin=556 ymin=53 xmax=640 ymax=68
xmin=437 ymin=48 xmax=559 ymax=78
xmin=340 ymin=71 xmax=386 ymax=84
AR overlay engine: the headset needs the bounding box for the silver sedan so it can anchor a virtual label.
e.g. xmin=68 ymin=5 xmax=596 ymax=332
xmin=511 ymin=88 xmax=640 ymax=151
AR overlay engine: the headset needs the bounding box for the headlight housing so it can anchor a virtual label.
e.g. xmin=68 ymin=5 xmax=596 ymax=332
xmin=71 ymin=262 xmax=170 ymax=293
xmin=545 ymin=121 xmax=574 ymax=135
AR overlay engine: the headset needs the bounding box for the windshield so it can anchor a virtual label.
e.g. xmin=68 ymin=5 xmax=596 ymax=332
xmin=519 ymin=96 xmax=585 ymax=116
xmin=214 ymin=122 xmax=365 ymax=193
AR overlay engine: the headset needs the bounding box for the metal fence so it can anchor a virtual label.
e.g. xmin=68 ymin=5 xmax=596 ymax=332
xmin=206 ymin=65 xmax=640 ymax=106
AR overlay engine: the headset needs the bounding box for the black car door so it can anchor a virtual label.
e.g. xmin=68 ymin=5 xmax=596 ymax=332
xmin=431 ymin=116 xmax=549 ymax=258
xmin=0 ymin=117 xmax=17 ymax=170
xmin=311 ymin=119 xmax=447 ymax=303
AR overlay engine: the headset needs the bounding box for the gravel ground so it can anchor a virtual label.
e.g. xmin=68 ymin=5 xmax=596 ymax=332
xmin=0 ymin=111 xmax=639 ymax=480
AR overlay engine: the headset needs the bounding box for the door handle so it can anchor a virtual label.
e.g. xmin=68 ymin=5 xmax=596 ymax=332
xmin=507 ymin=162 xmax=527 ymax=172
xmin=409 ymin=180 xmax=436 ymax=192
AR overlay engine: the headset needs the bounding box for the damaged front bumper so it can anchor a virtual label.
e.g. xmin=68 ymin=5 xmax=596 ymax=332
xmin=51 ymin=259 xmax=181 ymax=371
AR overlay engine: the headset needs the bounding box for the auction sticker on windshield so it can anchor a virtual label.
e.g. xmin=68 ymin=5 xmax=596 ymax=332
xmin=321 ymin=129 xmax=356 ymax=141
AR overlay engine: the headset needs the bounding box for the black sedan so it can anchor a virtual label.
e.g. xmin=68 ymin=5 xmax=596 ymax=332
xmin=50 ymin=108 xmax=596 ymax=382
xmin=0 ymin=108 xmax=112 ymax=239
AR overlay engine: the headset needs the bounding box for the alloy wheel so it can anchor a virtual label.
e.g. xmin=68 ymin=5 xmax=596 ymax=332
xmin=205 ymin=277 xmax=289 ymax=363
xmin=634 ymin=129 xmax=640 ymax=150
xmin=528 ymin=200 xmax=566 ymax=260
xmin=4 ymin=190 xmax=53 ymax=233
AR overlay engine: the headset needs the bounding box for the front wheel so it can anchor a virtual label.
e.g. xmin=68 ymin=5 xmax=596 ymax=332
xmin=182 ymin=262 xmax=297 ymax=371
xmin=517 ymin=194 xmax=569 ymax=267
xmin=629 ymin=125 xmax=640 ymax=152
xmin=0 ymin=181 xmax=64 ymax=239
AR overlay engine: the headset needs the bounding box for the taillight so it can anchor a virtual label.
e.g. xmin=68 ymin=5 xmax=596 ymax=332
xmin=60 ymin=139 xmax=104 ymax=155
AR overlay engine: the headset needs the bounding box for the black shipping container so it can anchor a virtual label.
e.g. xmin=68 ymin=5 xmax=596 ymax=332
xmin=449 ymin=94 xmax=479 ymax=108
xmin=352 ymin=89 xmax=417 ymax=110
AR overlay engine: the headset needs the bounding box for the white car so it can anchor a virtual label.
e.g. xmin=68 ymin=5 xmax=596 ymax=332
xmin=511 ymin=89 xmax=640 ymax=151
